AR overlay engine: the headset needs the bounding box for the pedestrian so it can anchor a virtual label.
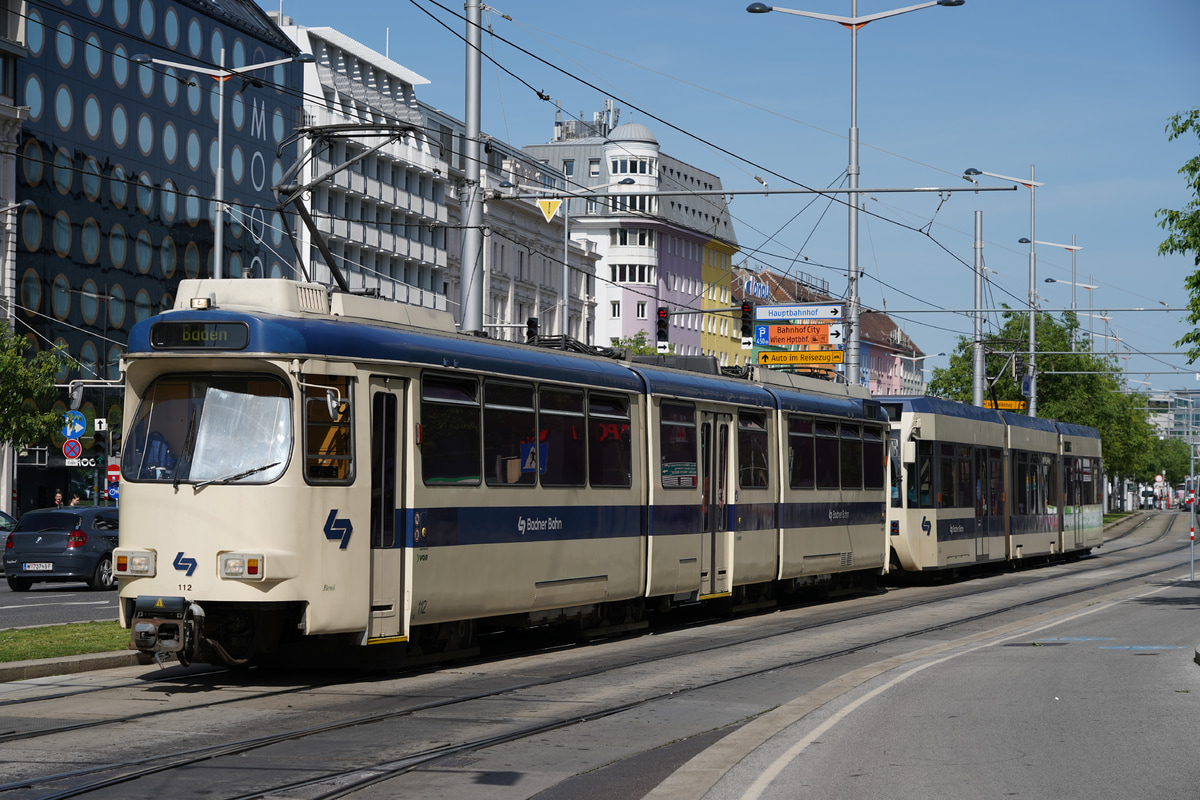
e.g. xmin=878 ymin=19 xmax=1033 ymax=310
xmin=69 ymin=493 xmax=80 ymax=506
xmin=54 ymin=489 xmax=64 ymax=507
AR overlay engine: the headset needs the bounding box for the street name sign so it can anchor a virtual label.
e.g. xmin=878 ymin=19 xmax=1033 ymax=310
xmin=754 ymin=303 xmax=843 ymax=323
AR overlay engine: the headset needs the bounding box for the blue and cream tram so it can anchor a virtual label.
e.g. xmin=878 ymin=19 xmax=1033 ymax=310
xmin=114 ymin=279 xmax=889 ymax=666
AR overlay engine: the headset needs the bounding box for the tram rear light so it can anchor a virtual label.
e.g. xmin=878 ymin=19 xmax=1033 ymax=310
xmin=220 ymin=553 xmax=264 ymax=580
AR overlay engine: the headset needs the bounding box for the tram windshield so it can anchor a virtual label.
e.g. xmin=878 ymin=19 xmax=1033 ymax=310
xmin=123 ymin=374 xmax=291 ymax=485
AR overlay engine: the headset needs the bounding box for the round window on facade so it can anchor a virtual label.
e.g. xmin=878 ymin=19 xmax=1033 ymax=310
xmin=20 ymin=139 xmax=43 ymax=186
xmin=229 ymin=252 xmax=244 ymax=278
xmin=135 ymin=229 xmax=152 ymax=273
xmin=80 ymin=279 xmax=100 ymax=325
xmin=87 ymin=0 xmax=103 ymax=17
xmin=208 ymin=80 xmax=220 ymax=123
xmin=85 ymin=32 xmax=103 ymax=78
xmin=188 ymin=17 xmax=201 ymax=57
xmin=186 ymin=129 xmax=200 ymax=171
xmin=21 ymin=206 xmax=41 ymax=252
xmin=54 ymin=85 xmax=73 ymax=132
xmin=52 ymin=212 xmax=72 ymax=258
xmin=81 ymin=218 xmax=101 ymax=263
xmin=80 ymin=341 xmax=99 ymax=380
xmin=111 ymin=103 xmax=128 ymax=148
xmin=107 ymin=345 xmax=123 ymax=380
xmin=271 ymin=261 xmax=284 ymax=279
xmin=162 ymin=179 xmax=178 ymax=221
xmin=210 ymin=29 xmax=224 ymax=66
xmin=83 ymin=94 xmax=102 ymax=140
xmin=23 ymin=75 xmax=43 ymax=122
xmin=137 ymin=113 xmax=153 ymax=157
xmin=83 ymin=157 xmax=102 ymax=201
xmin=111 ymin=164 xmax=128 ymax=208
xmin=134 ymin=289 xmax=152 ymax=324
xmin=108 ymin=284 xmax=126 ymax=329
xmin=230 ymin=145 xmax=244 ymax=185
xmin=109 ymin=222 xmax=127 ymax=268
xmin=187 ymin=75 xmax=201 ymax=115
xmin=273 ymin=63 xmax=285 ymax=95
xmin=165 ymin=7 xmax=179 ymax=48
xmin=137 ymin=61 xmax=154 ymax=97
xmin=20 ymin=268 xmax=41 ymax=315
xmin=138 ymin=0 xmax=154 ymax=38
xmin=137 ymin=172 xmax=154 ymax=216
xmin=271 ymin=211 xmax=284 ymax=247
xmin=185 ymin=186 xmax=200 ymax=226
xmin=162 ymin=121 xmax=178 ymax=163
xmin=51 ymin=274 xmax=71 ymax=319
xmin=53 ymin=148 xmax=72 ymax=194
xmin=231 ymin=92 xmax=244 ymax=130
xmin=208 ymin=138 xmax=218 ymax=177
xmin=160 ymin=294 xmax=174 ymax=314
xmin=114 ymin=0 xmax=130 ymax=27
xmin=55 ymin=22 xmax=74 ymax=68
xmin=272 ymin=108 xmax=285 ymax=144
xmin=160 ymin=235 xmax=177 ymax=278
xmin=228 ymin=201 xmax=243 ymax=238
xmin=164 ymin=67 xmax=179 ymax=106
xmin=232 ymin=38 xmax=245 ymax=68
xmin=185 ymin=241 xmax=200 ymax=278
xmin=26 ymin=10 xmax=44 ymax=56
xmin=113 ymin=44 xmax=129 ymax=87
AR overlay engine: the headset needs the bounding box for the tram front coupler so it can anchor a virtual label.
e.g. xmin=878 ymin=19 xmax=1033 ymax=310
xmin=131 ymin=595 xmax=205 ymax=667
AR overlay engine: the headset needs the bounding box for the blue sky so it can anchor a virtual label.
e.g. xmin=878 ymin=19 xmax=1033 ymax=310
xmin=281 ymin=0 xmax=1200 ymax=395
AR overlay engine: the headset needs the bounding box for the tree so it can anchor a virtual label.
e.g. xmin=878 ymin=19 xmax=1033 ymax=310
xmin=1158 ymin=108 xmax=1200 ymax=361
xmin=614 ymin=330 xmax=668 ymax=355
xmin=927 ymin=309 xmax=1153 ymax=482
xmin=0 ymin=327 xmax=66 ymax=447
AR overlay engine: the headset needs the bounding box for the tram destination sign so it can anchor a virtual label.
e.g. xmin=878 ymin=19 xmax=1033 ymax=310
xmin=150 ymin=321 xmax=250 ymax=350
xmin=754 ymin=303 xmax=843 ymax=323
xmin=754 ymin=323 xmax=844 ymax=347
xmin=757 ymin=350 xmax=845 ymax=366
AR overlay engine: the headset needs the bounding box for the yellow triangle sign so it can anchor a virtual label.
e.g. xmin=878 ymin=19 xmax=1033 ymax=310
xmin=537 ymin=198 xmax=562 ymax=223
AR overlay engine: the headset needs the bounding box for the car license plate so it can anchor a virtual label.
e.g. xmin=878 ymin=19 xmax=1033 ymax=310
xmin=23 ymin=562 xmax=53 ymax=571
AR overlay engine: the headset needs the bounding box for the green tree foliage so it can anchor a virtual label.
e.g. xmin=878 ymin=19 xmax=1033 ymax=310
xmin=0 ymin=327 xmax=65 ymax=447
xmin=1158 ymin=108 xmax=1200 ymax=361
xmin=926 ymin=310 xmax=1153 ymax=481
xmin=614 ymin=330 xmax=667 ymax=355
xmin=1149 ymin=436 xmax=1191 ymax=490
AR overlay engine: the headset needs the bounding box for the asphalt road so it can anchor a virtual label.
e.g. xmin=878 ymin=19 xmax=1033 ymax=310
xmin=0 ymin=581 xmax=119 ymax=630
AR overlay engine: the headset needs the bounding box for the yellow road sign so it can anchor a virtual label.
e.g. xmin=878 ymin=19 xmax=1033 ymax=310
xmin=766 ymin=324 xmax=838 ymax=346
xmin=758 ymin=350 xmax=845 ymax=366
xmin=983 ymin=400 xmax=1028 ymax=410
xmin=537 ymin=198 xmax=562 ymax=223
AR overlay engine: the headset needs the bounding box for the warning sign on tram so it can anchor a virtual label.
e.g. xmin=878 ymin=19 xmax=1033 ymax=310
xmin=757 ymin=350 xmax=845 ymax=366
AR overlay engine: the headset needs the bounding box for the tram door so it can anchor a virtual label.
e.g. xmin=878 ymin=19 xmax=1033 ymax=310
xmin=699 ymin=412 xmax=732 ymax=598
xmin=974 ymin=448 xmax=989 ymax=559
xmin=368 ymin=377 xmax=407 ymax=641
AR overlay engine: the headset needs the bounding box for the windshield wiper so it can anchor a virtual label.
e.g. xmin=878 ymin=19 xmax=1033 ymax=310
xmin=193 ymin=462 xmax=281 ymax=491
xmin=173 ymin=406 xmax=199 ymax=490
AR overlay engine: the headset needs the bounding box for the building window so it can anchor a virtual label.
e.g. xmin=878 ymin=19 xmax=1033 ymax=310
xmin=563 ymin=159 xmax=574 ymax=177
xmin=611 ymin=301 xmax=620 ymax=318
xmin=589 ymin=159 xmax=600 ymax=177
xmin=637 ymin=302 xmax=646 ymax=319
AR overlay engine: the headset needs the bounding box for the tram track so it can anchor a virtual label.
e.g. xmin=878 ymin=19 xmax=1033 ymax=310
xmin=0 ymin=515 xmax=1185 ymax=800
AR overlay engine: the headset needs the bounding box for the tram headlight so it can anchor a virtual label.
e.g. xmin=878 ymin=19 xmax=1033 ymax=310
xmin=220 ymin=553 xmax=264 ymax=580
xmin=114 ymin=550 xmax=156 ymax=577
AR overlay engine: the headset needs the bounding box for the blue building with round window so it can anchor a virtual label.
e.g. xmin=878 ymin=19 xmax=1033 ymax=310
xmin=13 ymin=0 xmax=304 ymax=511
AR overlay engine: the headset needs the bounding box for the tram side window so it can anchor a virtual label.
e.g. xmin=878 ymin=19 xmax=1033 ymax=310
xmin=304 ymin=375 xmax=354 ymax=485
xmin=1014 ymin=451 xmax=1029 ymax=515
xmin=1064 ymin=457 xmax=1078 ymax=506
xmin=738 ymin=411 xmax=769 ymax=489
xmin=863 ymin=426 xmax=885 ymax=491
xmin=1089 ymin=458 xmax=1102 ymax=505
xmin=938 ymin=444 xmax=957 ymax=508
xmin=589 ymin=393 xmax=632 ymax=488
xmin=421 ymin=374 xmax=480 ymax=486
xmin=988 ymin=449 xmax=1003 ymax=516
xmin=1039 ymin=454 xmax=1053 ymax=514
xmin=540 ymin=388 xmax=586 ymax=487
xmin=661 ymin=402 xmax=698 ymax=488
xmin=974 ymin=448 xmax=987 ymax=516
xmin=840 ymin=424 xmax=863 ymax=490
xmin=815 ymin=420 xmax=839 ymax=490
xmin=787 ymin=416 xmax=815 ymax=490
xmin=955 ymin=445 xmax=972 ymax=510
xmin=484 ymin=381 xmax=535 ymax=486
xmin=908 ymin=440 xmax=934 ymax=508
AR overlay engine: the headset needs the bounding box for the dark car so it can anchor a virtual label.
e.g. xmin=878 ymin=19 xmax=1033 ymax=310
xmin=4 ymin=507 xmax=120 ymax=591
xmin=0 ymin=510 xmax=14 ymax=574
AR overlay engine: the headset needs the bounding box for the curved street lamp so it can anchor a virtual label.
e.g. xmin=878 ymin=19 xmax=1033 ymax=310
xmin=749 ymin=1 xmax=965 ymax=386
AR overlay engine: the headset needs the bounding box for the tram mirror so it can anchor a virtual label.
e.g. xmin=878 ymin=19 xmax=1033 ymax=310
xmin=325 ymin=389 xmax=339 ymax=420
xmin=902 ymin=440 xmax=916 ymax=464
xmin=69 ymin=382 xmax=84 ymax=410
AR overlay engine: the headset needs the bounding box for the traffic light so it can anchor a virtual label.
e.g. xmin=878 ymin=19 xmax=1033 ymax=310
xmin=740 ymin=302 xmax=754 ymax=339
xmin=93 ymin=431 xmax=106 ymax=465
xmin=656 ymin=306 xmax=670 ymax=342
xmin=526 ymin=316 xmax=539 ymax=344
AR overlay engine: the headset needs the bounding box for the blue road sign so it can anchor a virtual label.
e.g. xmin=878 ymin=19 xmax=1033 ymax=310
xmin=108 ymin=485 xmax=119 ymax=500
xmin=62 ymin=410 xmax=86 ymax=440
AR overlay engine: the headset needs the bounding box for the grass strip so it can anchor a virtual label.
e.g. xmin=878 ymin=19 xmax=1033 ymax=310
xmin=0 ymin=620 xmax=129 ymax=663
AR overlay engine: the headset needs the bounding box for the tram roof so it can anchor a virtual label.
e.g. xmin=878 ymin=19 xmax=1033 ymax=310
xmin=879 ymin=395 xmax=1005 ymax=425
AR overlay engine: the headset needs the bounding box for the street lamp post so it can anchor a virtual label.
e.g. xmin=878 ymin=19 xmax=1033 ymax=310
xmin=1043 ymin=274 xmax=1095 ymax=350
xmin=132 ymin=51 xmax=313 ymax=280
xmin=748 ymin=0 xmax=964 ymax=386
xmin=964 ymin=166 xmax=1044 ymax=416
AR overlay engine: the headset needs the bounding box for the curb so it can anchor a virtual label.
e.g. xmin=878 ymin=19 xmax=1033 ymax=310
xmin=0 ymin=651 xmax=145 ymax=683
